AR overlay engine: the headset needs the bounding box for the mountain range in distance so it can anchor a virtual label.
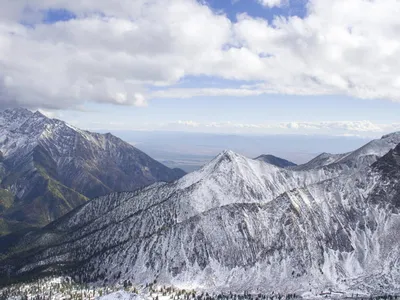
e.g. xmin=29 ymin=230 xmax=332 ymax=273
xmin=1 ymin=127 xmax=400 ymax=296
xmin=108 ymin=130 xmax=371 ymax=173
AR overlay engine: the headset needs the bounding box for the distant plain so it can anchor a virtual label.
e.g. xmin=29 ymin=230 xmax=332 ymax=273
xmin=106 ymin=130 xmax=372 ymax=172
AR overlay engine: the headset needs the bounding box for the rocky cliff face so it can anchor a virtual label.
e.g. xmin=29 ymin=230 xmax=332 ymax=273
xmin=1 ymin=132 xmax=400 ymax=295
xmin=0 ymin=108 xmax=185 ymax=233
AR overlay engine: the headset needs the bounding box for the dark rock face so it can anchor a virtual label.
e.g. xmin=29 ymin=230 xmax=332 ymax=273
xmin=370 ymin=143 xmax=400 ymax=209
xmin=0 ymin=108 xmax=185 ymax=233
xmin=373 ymin=143 xmax=400 ymax=178
xmin=254 ymin=154 xmax=297 ymax=168
xmin=0 ymin=151 xmax=5 ymax=180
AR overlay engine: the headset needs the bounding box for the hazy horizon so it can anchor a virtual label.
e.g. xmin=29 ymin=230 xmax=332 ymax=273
xmin=103 ymin=129 xmax=373 ymax=171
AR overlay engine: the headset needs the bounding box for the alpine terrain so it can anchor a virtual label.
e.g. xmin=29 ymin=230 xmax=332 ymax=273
xmin=0 ymin=108 xmax=185 ymax=234
xmin=1 ymin=132 xmax=400 ymax=296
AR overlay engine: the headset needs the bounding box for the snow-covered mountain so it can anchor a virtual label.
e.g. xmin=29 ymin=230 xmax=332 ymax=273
xmin=293 ymin=132 xmax=400 ymax=171
xmin=254 ymin=154 xmax=297 ymax=168
xmin=0 ymin=108 xmax=185 ymax=234
xmin=1 ymin=132 xmax=400 ymax=295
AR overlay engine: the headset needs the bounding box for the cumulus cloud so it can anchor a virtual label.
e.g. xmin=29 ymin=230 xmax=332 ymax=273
xmin=2 ymin=0 xmax=400 ymax=109
xmin=233 ymin=0 xmax=400 ymax=101
xmin=0 ymin=0 xmax=231 ymax=109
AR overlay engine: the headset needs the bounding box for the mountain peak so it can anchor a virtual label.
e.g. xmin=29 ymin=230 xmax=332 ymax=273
xmin=177 ymin=150 xmax=252 ymax=190
xmin=316 ymin=152 xmax=332 ymax=158
xmin=1 ymin=108 xmax=51 ymax=123
xmin=1 ymin=107 xmax=32 ymax=120
xmin=218 ymin=149 xmax=239 ymax=159
xmin=208 ymin=150 xmax=246 ymax=168
xmin=3 ymin=107 xmax=32 ymax=114
xmin=0 ymin=108 xmax=33 ymax=131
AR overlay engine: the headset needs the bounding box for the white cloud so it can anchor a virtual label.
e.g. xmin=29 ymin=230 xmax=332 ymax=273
xmin=151 ymin=87 xmax=267 ymax=98
xmin=0 ymin=0 xmax=232 ymax=109
xmin=133 ymin=93 xmax=147 ymax=107
xmin=2 ymin=0 xmax=400 ymax=109
xmin=257 ymin=0 xmax=284 ymax=8
xmin=176 ymin=120 xmax=200 ymax=127
xmin=37 ymin=109 xmax=57 ymax=118
xmin=161 ymin=120 xmax=400 ymax=136
xmin=232 ymin=0 xmax=400 ymax=101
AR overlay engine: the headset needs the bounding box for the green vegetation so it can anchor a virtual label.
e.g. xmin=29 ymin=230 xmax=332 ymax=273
xmin=0 ymin=161 xmax=88 ymax=235
xmin=35 ymin=161 xmax=88 ymax=206
xmin=0 ymin=219 xmax=10 ymax=236
xmin=23 ymin=174 xmax=88 ymax=227
xmin=0 ymin=188 xmax=15 ymax=212
xmin=0 ymin=218 xmax=37 ymax=237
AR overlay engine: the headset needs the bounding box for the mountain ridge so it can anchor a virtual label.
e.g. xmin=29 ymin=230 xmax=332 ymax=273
xmin=2 ymin=125 xmax=400 ymax=294
xmin=293 ymin=131 xmax=400 ymax=172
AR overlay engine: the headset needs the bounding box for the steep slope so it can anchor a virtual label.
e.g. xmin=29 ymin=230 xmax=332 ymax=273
xmin=2 ymin=141 xmax=400 ymax=295
xmin=270 ymin=144 xmax=400 ymax=293
xmin=253 ymin=154 xmax=297 ymax=168
xmin=0 ymin=108 xmax=185 ymax=233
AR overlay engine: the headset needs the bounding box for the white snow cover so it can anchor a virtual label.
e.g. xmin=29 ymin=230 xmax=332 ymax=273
xmin=3 ymin=129 xmax=400 ymax=296
xmin=0 ymin=108 xmax=120 ymax=157
xmin=97 ymin=291 xmax=145 ymax=300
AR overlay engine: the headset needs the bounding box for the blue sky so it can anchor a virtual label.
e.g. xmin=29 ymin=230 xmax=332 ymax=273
xmin=39 ymin=0 xmax=308 ymax=24
xmin=203 ymin=0 xmax=307 ymax=22
xmin=42 ymin=9 xmax=76 ymax=24
xmin=2 ymin=0 xmax=400 ymax=137
xmin=55 ymin=93 xmax=400 ymax=138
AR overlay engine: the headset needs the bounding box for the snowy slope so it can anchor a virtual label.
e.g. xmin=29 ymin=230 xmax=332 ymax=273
xmin=97 ymin=291 xmax=144 ymax=300
xmin=1 ymin=134 xmax=400 ymax=295
xmin=292 ymin=152 xmax=346 ymax=171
